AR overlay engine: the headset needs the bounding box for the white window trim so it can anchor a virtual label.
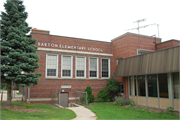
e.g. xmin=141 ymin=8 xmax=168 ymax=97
xmin=101 ymin=58 xmax=110 ymax=78
xmin=89 ymin=57 xmax=99 ymax=78
xmin=75 ymin=56 xmax=86 ymax=78
xmin=61 ymin=55 xmax=73 ymax=78
xmin=46 ymin=54 xmax=58 ymax=78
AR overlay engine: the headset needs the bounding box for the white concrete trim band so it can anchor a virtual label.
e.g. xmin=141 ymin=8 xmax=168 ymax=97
xmin=38 ymin=47 xmax=113 ymax=56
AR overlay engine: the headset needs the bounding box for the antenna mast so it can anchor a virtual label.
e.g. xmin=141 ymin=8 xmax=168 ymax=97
xmin=126 ymin=18 xmax=156 ymax=49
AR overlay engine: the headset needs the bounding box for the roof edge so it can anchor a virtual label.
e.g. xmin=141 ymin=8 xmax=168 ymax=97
xmin=111 ymin=32 xmax=162 ymax=41
xmin=156 ymin=39 xmax=180 ymax=45
xmin=31 ymin=32 xmax=111 ymax=43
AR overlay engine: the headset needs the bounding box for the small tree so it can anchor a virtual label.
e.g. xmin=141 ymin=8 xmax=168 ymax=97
xmin=1 ymin=0 xmax=41 ymax=105
xmin=85 ymin=86 xmax=95 ymax=103
xmin=105 ymin=77 xmax=119 ymax=101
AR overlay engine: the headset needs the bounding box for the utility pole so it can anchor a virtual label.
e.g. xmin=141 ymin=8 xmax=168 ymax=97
xmin=126 ymin=18 xmax=156 ymax=49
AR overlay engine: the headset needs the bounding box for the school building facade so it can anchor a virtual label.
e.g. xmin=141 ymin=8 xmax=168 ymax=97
xmin=24 ymin=28 xmax=179 ymax=110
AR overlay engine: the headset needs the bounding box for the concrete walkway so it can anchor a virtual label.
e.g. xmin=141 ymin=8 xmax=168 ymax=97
xmin=0 ymin=90 xmax=21 ymax=101
xmin=68 ymin=106 xmax=97 ymax=120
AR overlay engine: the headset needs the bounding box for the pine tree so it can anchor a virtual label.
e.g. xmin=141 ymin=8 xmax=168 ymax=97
xmin=1 ymin=0 xmax=41 ymax=105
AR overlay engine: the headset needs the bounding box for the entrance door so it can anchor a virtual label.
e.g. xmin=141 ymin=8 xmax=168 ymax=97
xmin=60 ymin=92 xmax=69 ymax=107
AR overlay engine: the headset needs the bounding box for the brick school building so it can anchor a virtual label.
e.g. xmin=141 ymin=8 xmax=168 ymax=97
xmin=20 ymin=28 xmax=179 ymax=110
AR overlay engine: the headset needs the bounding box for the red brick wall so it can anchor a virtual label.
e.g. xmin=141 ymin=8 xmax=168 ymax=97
xmin=32 ymin=32 xmax=112 ymax=54
xmin=112 ymin=33 xmax=161 ymax=98
xmin=31 ymin=29 xmax=180 ymax=102
xmin=123 ymin=77 xmax=128 ymax=98
xmin=32 ymin=50 xmax=112 ymax=99
xmin=156 ymin=40 xmax=180 ymax=50
xmin=29 ymin=29 xmax=113 ymax=101
xmin=112 ymin=33 xmax=161 ymax=74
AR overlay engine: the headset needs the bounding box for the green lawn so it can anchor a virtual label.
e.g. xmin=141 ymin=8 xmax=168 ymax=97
xmin=0 ymin=89 xmax=7 ymax=91
xmin=86 ymin=103 xmax=179 ymax=119
xmin=1 ymin=102 xmax=76 ymax=119
xmin=16 ymin=92 xmax=22 ymax=95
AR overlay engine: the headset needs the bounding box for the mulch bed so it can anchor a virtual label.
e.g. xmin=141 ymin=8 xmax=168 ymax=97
xmin=1 ymin=104 xmax=41 ymax=112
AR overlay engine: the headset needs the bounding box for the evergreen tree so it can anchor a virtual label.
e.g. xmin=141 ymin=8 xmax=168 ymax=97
xmin=0 ymin=0 xmax=41 ymax=105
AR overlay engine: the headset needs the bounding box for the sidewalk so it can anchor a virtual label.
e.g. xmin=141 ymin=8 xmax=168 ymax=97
xmin=0 ymin=90 xmax=21 ymax=102
xmin=68 ymin=106 xmax=97 ymax=120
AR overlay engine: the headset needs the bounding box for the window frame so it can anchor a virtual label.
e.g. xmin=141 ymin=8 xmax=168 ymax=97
xmin=46 ymin=54 xmax=58 ymax=78
xmin=75 ymin=56 xmax=86 ymax=78
xmin=101 ymin=58 xmax=110 ymax=78
xmin=61 ymin=55 xmax=73 ymax=78
xmin=89 ymin=57 xmax=99 ymax=78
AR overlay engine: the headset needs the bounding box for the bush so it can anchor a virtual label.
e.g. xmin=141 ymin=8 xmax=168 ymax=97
xmin=115 ymin=97 xmax=124 ymax=106
xmin=105 ymin=77 xmax=119 ymax=101
xmin=98 ymin=89 xmax=109 ymax=102
xmin=115 ymin=96 xmax=134 ymax=107
xmin=85 ymin=86 xmax=92 ymax=94
xmin=85 ymin=86 xmax=95 ymax=103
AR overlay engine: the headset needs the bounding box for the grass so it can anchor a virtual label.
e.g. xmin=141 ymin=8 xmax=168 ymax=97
xmin=16 ymin=92 xmax=22 ymax=95
xmin=1 ymin=102 xmax=76 ymax=119
xmin=86 ymin=103 xmax=179 ymax=119
xmin=0 ymin=89 xmax=7 ymax=91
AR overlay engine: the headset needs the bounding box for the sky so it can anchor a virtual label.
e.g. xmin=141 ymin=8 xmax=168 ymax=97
xmin=1 ymin=0 xmax=180 ymax=42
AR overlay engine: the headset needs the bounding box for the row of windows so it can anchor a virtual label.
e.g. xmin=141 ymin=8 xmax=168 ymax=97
xmin=46 ymin=54 xmax=110 ymax=78
xmin=129 ymin=73 xmax=179 ymax=99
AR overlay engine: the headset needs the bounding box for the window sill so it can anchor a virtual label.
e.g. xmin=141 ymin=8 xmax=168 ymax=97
xmin=45 ymin=77 xmax=109 ymax=80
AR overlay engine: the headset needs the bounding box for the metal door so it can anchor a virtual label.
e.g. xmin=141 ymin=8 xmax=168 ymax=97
xmin=59 ymin=92 xmax=69 ymax=107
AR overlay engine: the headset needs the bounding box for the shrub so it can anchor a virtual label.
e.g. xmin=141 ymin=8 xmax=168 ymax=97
xmin=85 ymin=86 xmax=92 ymax=94
xmin=105 ymin=77 xmax=119 ymax=101
xmin=167 ymin=107 xmax=174 ymax=114
xmin=115 ymin=96 xmax=134 ymax=107
xmin=98 ymin=89 xmax=109 ymax=102
xmin=115 ymin=97 xmax=124 ymax=106
xmin=85 ymin=86 xmax=95 ymax=103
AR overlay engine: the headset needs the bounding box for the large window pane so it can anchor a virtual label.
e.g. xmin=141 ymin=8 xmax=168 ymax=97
xmin=159 ymin=74 xmax=168 ymax=98
xmin=137 ymin=75 xmax=146 ymax=96
xmin=173 ymin=72 xmax=179 ymax=99
xmin=62 ymin=56 xmax=71 ymax=77
xmin=90 ymin=58 xmax=97 ymax=77
xmin=47 ymin=54 xmax=57 ymax=77
xmin=76 ymin=57 xmax=85 ymax=77
xmin=102 ymin=59 xmax=109 ymax=77
xmin=129 ymin=76 xmax=136 ymax=96
xmin=148 ymin=75 xmax=157 ymax=97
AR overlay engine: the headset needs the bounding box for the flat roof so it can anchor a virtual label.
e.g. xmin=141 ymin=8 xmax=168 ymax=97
xmin=111 ymin=32 xmax=161 ymax=41
xmin=156 ymin=39 xmax=180 ymax=45
xmin=31 ymin=31 xmax=111 ymax=43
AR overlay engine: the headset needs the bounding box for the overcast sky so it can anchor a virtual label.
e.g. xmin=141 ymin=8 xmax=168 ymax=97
xmin=1 ymin=0 xmax=180 ymax=42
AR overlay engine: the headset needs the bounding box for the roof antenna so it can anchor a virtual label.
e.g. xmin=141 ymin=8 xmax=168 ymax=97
xmin=126 ymin=19 xmax=156 ymax=49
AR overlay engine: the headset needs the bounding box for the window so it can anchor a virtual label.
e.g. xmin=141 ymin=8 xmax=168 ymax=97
xmin=89 ymin=58 xmax=98 ymax=78
xmin=158 ymin=74 xmax=168 ymax=98
xmin=173 ymin=73 xmax=179 ymax=99
xmin=101 ymin=58 xmax=110 ymax=78
xmin=76 ymin=56 xmax=86 ymax=77
xmin=46 ymin=54 xmax=58 ymax=77
xmin=137 ymin=49 xmax=154 ymax=55
xmin=137 ymin=75 xmax=146 ymax=96
xmin=62 ymin=55 xmax=72 ymax=77
xmin=147 ymin=74 xmax=157 ymax=97
xmin=129 ymin=76 xmax=137 ymax=96
xmin=119 ymin=83 xmax=123 ymax=93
